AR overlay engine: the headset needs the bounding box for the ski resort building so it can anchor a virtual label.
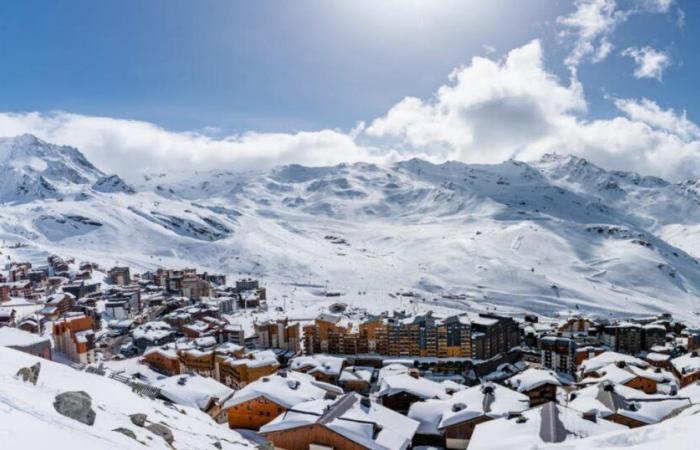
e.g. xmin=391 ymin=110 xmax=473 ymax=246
xmin=52 ymin=314 xmax=96 ymax=364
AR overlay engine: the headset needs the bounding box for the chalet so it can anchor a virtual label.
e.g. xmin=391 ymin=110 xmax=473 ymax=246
xmin=579 ymin=361 xmax=678 ymax=394
xmin=579 ymin=351 xmax=649 ymax=377
xmin=142 ymin=345 xmax=182 ymax=376
xmin=505 ymin=368 xmax=563 ymax=406
xmin=132 ymin=321 xmax=176 ymax=351
xmin=289 ymin=354 xmax=346 ymax=384
xmin=222 ymin=371 xmax=338 ymax=430
xmin=377 ymin=371 xmax=451 ymax=414
xmin=17 ymin=316 xmax=41 ymax=334
xmin=671 ymin=351 xmax=700 ymax=386
xmin=153 ymin=373 xmax=233 ymax=413
xmin=468 ymin=402 xmax=627 ymax=450
xmin=645 ymin=351 xmax=672 ymax=369
xmin=218 ymin=350 xmax=280 ymax=389
xmin=52 ymin=314 xmax=96 ymax=364
xmin=179 ymin=348 xmax=216 ymax=377
xmin=39 ymin=292 xmax=75 ymax=320
xmin=407 ymin=382 xmax=529 ymax=449
xmin=260 ymin=393 xmax=419 ymax=450
xmin=568 ymin=381 xmax=690 ymax=428
xmin=8 ymin=280 xmax=33 ymax=299
xmin=0 ymin=327 xmax=52 ymax=360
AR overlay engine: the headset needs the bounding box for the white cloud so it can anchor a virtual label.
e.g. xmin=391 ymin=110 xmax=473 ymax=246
xmin=0 ymin=112 xmax=384 ymax=181
xmin=0 ymin=39 xmax=698 ymax=182
xmin=557 ymin=0 xmax=625 ymax=70
xmin=621 ymin=46 xmax=671 ymax=80
xmin=557 ymin=0 xmax=674 ymax=71
xmin=367 ymin=39 xmax=700 ymax=181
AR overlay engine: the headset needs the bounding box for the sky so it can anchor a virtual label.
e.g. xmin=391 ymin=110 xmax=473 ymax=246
xmin=0 ymin=0 xmax=699 ymax=180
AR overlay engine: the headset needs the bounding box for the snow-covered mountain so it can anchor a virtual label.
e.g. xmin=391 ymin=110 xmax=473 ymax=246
xmin=3 ymin=134 xmax=700 ymax=323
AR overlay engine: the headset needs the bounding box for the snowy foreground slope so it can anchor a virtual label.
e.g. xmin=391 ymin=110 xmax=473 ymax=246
xmin=0 ymin=346 xmax=254 ymax=449
xmin=4 ymin=134 xmax=700 ymax=322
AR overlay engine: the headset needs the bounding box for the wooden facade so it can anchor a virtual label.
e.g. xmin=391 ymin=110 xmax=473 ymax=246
xmin=227 ymin=396 xmax=287 ymax=430
xmin=263 ymin=423 xmax=366 ymax=450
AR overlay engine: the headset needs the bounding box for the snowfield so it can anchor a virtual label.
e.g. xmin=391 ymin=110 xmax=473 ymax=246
xmin=3 ymin=135 xmax=700 ymax=323
xmin=0 ymin=346 xmax=254 ymax=449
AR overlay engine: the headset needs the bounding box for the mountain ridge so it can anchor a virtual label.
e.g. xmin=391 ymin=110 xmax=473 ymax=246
xmin=2 ymin=134 xmax=700 ymax=323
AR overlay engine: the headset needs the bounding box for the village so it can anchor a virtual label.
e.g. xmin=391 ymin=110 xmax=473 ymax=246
xmin=2 ymin=254 xmax=700 ymax=450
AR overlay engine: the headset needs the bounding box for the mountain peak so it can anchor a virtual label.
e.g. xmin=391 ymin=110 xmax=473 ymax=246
xmin=0 ymin=134 xmax=105 ymax=203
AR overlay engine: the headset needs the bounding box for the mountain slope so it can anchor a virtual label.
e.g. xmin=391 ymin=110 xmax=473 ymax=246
xmin=2 ymin=135 xmax=700 ymax=323
xmin=0 ymin=346 xmax=254 ymax=449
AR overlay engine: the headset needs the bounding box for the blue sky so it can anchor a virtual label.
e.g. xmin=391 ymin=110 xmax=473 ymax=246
xmin=0 ymin=1 xmax=699 ymax=180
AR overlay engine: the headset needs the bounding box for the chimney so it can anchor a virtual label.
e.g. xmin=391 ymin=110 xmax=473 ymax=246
xmin=582 ymin=411 xmax=597 ymax=423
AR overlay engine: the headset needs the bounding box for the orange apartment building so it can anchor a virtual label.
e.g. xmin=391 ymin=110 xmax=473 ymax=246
xmin=52 ymin=314 xmax=96 ymax=364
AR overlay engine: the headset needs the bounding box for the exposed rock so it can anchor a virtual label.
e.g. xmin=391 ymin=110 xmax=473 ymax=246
xmin=212 ymin=441 xmax=222 ymax=449
xmin=112 ymin=427 xmax=137 ymax=441
xmin=53 ymin=391 xmax=96 ymax=426
xmin=146 ymin=423 xmax=174 ymax=445
xmin=16 ymin=362 xmax=41 ymax=385
xmin=130 ymin=413 xmax=147 ymax=427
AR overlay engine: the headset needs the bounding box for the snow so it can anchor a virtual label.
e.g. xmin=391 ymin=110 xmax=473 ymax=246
xmin=540 ymin=411 xmax=700 ymax=449
xmin=289 ymin=354 xmax=345 ymax=377
xmin=407 ymin=382 xmax=529 ymax=435
xmin=568 ymin=382 xmax=690 ymax=425
xmin=0 ymin=346 xmax=253 ymax=449
xmin=0 ymin=326 xmax=49 ymax=347
xmin=468 ymin=402 xmax=627 ymax=450
xmin=506 ymin=368 xmax=563 ymax=392
xmin=3 ymin=138 xmax=700 ymax=325
xmin=260 ymin=394 xmax=419 ymax=450
xmin=222 ymin=371 xmax=330 ymax=410
xmin=152 ymin=374 xmax=233 ymax=411
xmin=671 ymin=352 xmax=700 ymax=376
xmin=580 ymin=352 xmax=648 ymax=375
xmin=377 ymin=373 xmax=451 ymax=401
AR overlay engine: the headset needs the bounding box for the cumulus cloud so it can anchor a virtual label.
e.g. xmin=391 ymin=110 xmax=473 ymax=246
xmin=557 ymin=0 xmax=674 ymax=71
xmin=0 ymin=112 xmax=387 ymax=180
xmin=0 ymin=38 xmax=698 ymax=182
xmin=366 ymin=39 xmax=700 ymax=181
xmin=622 ymin=46 xmax=671 ymax=80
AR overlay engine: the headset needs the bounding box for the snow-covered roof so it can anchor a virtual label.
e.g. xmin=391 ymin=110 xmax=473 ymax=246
xmin=289 ymin=354 xmax=345 ymax=376
xmin=339 ymin=366 xmax=373 ymax=383
xmin=506 ymin=368 xmax=562 ymax=392
xmin=260 ymin=393 xmax=419 ymax=450
xmin=678 ymin=381 xmax=700 ymax=403
xmin=132 ymin=321 xmax=173 ymax=341
xmin=407 ymin=382 xmax=529 ymax=435
xmin=152 ymin=374 xmax=233 ymax=411
xmin=222 ymin=371 xmax=329 ymax=410
xmin=568 ymin=382 xmax=689 ymax=425
xmin=468 ymin=402 xmax=627 ymax=450
xmin=671 ymin=353 xmax=700 ymax=376
xmin=377 ymin=374 xmax=451 ymax=401
xmin=580 ymin=352 xmax=648 ymax=375
xmin=377 ymin=363 xmax=410 ymax=382
xmin=0 ymin=327 xmax=49 ymax=347
xmin=645 ymin=352 xmax=671 ymax=362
